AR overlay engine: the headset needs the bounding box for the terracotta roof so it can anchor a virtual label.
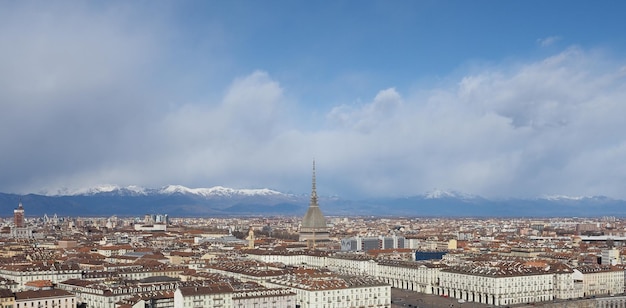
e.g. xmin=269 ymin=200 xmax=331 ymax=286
xmin=15 ymin=289 xmax=74 ymax=300
xmin=0 ymin=288 xmax=13 ymax=298
xmin=25 ymin=280 xmax=53 ymax=288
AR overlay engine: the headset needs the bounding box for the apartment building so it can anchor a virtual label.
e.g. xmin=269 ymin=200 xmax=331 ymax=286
xmin=438 ymin=261 xmax=580 ymax=306
xmin=266 ymin=271 xmax=391 ymax=308
xmin=14 ymin=289 xmax=76 ymax=308
xmin=575 ymin=264 xmax=624 ymax=297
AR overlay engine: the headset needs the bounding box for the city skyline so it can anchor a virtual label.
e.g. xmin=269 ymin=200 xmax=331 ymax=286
xmin=2 ymin=1 xmax=626 ymax=199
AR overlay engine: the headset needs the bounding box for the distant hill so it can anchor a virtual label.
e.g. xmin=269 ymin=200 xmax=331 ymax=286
xmin=0 ymin=185 xmax=624 ymax=217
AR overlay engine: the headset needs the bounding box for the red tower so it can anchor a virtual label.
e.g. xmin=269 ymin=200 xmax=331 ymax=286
xmin=14 ymin=202 xmax=24 ymax=228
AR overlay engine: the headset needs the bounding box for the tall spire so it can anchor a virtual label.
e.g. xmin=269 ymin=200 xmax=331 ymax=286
xmin=300 ymin=160 xmax=329 ymax=247
xmin=310 ymin=160 xmax=318 ymax=207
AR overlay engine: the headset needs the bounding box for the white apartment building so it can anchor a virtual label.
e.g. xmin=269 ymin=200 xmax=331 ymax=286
xmin=232 ymin=288 xmax=297 ymax=308
xmin=174 ymin=284 xmax=233 ymax=308
xmin=377 ymin=260 xmax=443 ymax=294
xmin=244 ymin=250 xmax=329 ymax=268
xmin=340 ymin=235 xmax=406 ymax=252
xmin=174 ymin=285 xmax=297 ymax=308
xmin=439 ymin=261 xmax=580 ymax=306
xmin=58 ymin=278 xmax=182 ymax=308
xmin=326 ymin=254 xmax=379 ymax=277
xmin=602 ymin=249 xmax=620 ymax=266
xmin=0 ymin=264 xmax=82 ymax=290
xmin=266 ymin=274 xmax=391 ymax=308
xmin=574 ymin=265 xmax=624 ymax=297
xmin=14 ymin=289 xmax=76 ymax=308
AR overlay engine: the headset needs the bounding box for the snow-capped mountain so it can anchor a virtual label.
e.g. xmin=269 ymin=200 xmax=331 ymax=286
xmin=158 ymin=185 xmax=283 ymax=197
xmin=46 ymin=184 xmax=285 ymax=198
xmin=422 ymin=189 xmax=478 ymax=200
xmin=45 ymin=185 xmax=148 ymax=196
xmin=2 ymin=186 xmax=624 ymax=217
xmin=539 ymin=195 xmax=608 ymax=202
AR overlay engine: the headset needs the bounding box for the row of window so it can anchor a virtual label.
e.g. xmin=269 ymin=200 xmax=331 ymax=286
xmin=15 ymin=298 xmax=74 ymax=308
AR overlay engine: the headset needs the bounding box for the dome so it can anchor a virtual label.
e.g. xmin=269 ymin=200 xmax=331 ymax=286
xmin=301 ymin=201 xmax=327 ymax=230
xmin=299 ymin=161 xmax=329 ymax=245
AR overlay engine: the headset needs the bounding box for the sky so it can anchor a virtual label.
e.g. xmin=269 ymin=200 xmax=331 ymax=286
xmin=1 ymin=1 xmax=626 ymax=199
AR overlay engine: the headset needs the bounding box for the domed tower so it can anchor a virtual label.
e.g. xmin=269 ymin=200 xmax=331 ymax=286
xmin=299 ymin=161 xmax=329 ymax=248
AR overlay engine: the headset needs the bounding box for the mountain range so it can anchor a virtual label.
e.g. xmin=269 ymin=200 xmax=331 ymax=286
xmin=0 ymin=185 xmax=624 ymax=217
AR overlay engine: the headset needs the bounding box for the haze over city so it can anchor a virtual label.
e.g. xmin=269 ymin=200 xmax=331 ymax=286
xmin=2 ymin=1 xmax=626 ymax=200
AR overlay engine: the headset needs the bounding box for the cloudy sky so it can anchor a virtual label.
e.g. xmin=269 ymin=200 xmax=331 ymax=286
xmin=1 ymin=1 xmax=626 ymax=199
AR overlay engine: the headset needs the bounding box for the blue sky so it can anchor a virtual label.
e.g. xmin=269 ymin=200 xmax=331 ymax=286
xmin=1 ymin=1 xmax=626 ymax=199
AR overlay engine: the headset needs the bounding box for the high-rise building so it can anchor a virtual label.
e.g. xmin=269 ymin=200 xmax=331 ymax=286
xmin=601 ymin=248 xmax=620 ymax=265
xmin=14 ymin=201 xmax=25 ymax=228
xmin=340 ymin=235 xmax=407 ymax=251
xmin=299 ymin=161 xmax=329 ymax=248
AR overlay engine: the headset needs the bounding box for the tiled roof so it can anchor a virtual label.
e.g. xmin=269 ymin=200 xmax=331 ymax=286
xmin=15 ymin=289 xmax=74 ymax=300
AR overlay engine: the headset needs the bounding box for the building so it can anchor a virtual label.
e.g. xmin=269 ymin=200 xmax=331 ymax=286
xmin=438 ymin=261 xmax=580 ymax=306
xmin=299 ymin=161 xmax=330 ymax=248
xmin=414 ymin=251 xmax=447 ymax=261
xmin=13 ymin=202 xmax=24 ymax=228
xmin=174 ymin=285 xmax=296 ymax=308
xmin=266 ymin=269 xmax=391 ymax=308
xmin=59 ymin=276 xmax=186 ymax=308
xmin=0 ymin=289 xmax=15 ymax=308
xmin=377 ymin=260 xmax=444 ymax=294
xmin=173 ymin=284 xmax=234 ymax=308
xmin=11 ymin=201 xmax=39 ymax=239
xmin=0 ymin=263 xmax=82 ymax=290
xmin=574 ymin=264 xmax=624 ymax=297
xmin=602 ymin=248 xmax=620 ymax=266
xmin=14 ymin=289 xmax=76 ymax=308
xmin=10 ymin=202 xmax=36 ymax=239
xmin=231 ymin=288 xmax=297 ymax=308
xmin=114 ymin=290 xmax=174 ymax=308
xmin=340 ymin=235 xmax=406 ymax=252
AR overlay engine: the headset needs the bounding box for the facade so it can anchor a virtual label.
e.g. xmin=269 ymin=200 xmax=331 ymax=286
xmin=299 ymin=161 xmax=330 ymax=247
xmin=232 ymin=289 xmax=297 ymax=308
xmin=326 ymin=254 xmax=379 ymax=277
xmin=173 ymin=285 xmax=296 ymax=308
xmin=0 ymin=264 xmax=82 ymax=291
xmin=266 ymin=274 xmax=391 ymax=308
xmin=173 ymin=284 xmax=234 ymax=308
xmin=602 ymin=249 xmax=620 ymax=266
xmin=245 ymin=250 xmax=329 ymax=268
xmin=59 ymin=278 xmax=185 ymax=308
xmin=438 ymin=261 xmax=580 ymax=306
xmin=377 ymin=260 xmax=443 ymax=294
xmin=340 ymin=235 xmax=406 ymax=252
xmin=13 ymin=202 xmax=24 ymax=228
xmin=10 ymin=202 xmax=36 ymax=240
xmin=575 ymin=265 xmax=624 ymax=297
xmin=14 ymin=289 xmax=76 ymax=308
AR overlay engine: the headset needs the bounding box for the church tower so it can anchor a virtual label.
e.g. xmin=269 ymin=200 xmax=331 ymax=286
xmin=299 ymin=161 xmax=330 ymax=248
xmin=14 ymin=201 xmax=25 ymax=228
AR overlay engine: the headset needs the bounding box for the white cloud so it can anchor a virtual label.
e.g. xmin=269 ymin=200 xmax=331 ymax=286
xmin=537 ymin=36 xmax=562 ymax=47
xmin=311 ymin=48 xmax=626 ymax=198
xmin=327 ymin=87 xmax=403 ymax=133
xmin=1 ymin=3 xmax=625 ymax=200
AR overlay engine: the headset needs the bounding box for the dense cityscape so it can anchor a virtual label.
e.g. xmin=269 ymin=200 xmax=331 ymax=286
xmin=1 ymin=167 xmax=626 ymax=308
xmin=2 ymin=2 xmax=626 ymax=308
